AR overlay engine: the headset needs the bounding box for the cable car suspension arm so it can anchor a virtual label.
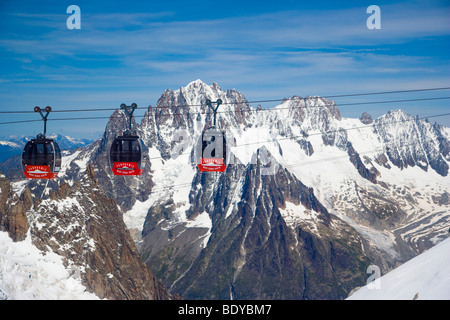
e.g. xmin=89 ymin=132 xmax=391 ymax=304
xmin=120 ymin=103 xmax=137 ymax=135
xmin=206 ymin=99 xmax=222 ymax=127
xmin=34 ymin=106 xmax=52 ymax=139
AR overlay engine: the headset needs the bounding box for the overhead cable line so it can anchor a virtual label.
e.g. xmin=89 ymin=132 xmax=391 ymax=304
xmin=2 ymin=109 xmax=448 ymax=164
xmin=5 ymin=106 xmax=448 ymax=190
xmin=284 ymin=141 xmax=418 ymax=171
xmin=232 ymin=112 xmax=450 ymax=148
xmin=4 ymin=135 xmax=423 ymax=197
xmin=5 ymin=139 xmax=425 ymax=196
xmin=0 ymin=86 xmax=449 ymax=114
xmin=145 ymin=111 xmax=450 ymax=162
xmin=8 ymin=109 xmax=447 ymax=174
xmin=321 ymin=87 xmax=450 ymax=99
xmin=0 ymin=96 xmax=449 ymax=126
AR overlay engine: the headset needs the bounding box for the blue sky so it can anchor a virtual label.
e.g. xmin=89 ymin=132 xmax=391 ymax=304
xmin=0 ymin=0 xmax=449 ymax=138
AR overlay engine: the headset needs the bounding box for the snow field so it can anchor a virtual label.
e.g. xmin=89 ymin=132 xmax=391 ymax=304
xmin=348 ymin=237 xmax=450 ymax=300
xmin=0 ymin=231 xmax=98 ymax=300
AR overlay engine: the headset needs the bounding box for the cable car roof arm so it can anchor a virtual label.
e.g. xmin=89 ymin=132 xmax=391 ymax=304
xmin=120 ymin=103 xmax=137 ymax=135
xmin=206 ymin=99 xmax=222 ymax=127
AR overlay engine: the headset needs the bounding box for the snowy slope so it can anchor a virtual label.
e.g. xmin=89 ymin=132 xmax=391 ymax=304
xmin=0 ymin=231 xmax=99 ymax=300
xmin=347 ymin=237 xmax=450 ymax=300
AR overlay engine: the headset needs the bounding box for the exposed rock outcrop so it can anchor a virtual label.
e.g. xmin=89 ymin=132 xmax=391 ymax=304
xmin=0 ymin=172 xmax=32 ymax=242
xmin=27 ymin=164 xmax=171 ymax=300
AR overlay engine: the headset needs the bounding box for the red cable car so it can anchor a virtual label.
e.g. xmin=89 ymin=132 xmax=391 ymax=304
xmin=198 ymin=127 xmax=227 ymax=172
xmin=198 ymin=99 xmax=227 ymax=173
xmin=109 ymin=103 xmax=145 ymax=176
xmin=22 ymin=106 xmax=62 ymax=179
xmin=110 ymin=134 xmax=144 ymax=176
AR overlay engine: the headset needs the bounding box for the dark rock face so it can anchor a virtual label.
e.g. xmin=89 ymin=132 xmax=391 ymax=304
xmin=375 ymin=111 xmax=448 ymax=176
xmin=360 ymin=112 xmax=373 ymax=124
xmin=296 ymin=139 xmax=314 ymax=156
xmin=0 ymin=173 xmax=32 ymax=242
xmin=133 ymin=83 xmax=449 ymax=300
xmin=434 ymin=123 xmax=450 ymax=161
xmin=141 ymin=149 xmax=369 ymax=300
xmin=347 ymin=142 xmax=379 ymax=184
xmin=24 ymin=165 xmax=171 ymax=300
xmin=321 ymin=127 xmax=379 ymax=184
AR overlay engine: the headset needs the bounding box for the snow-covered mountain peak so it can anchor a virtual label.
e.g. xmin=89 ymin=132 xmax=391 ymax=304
xmin=139 ymin=80 xmax=254 ymax=156
xmin=185 ymin=78 xmax=208 ymax=88
xmin=182 ymin=78 xmax=223 ymax=92
xmin=370 ymin=107 xmax=449 ymax=176
xmin=378 ymin=109 xmax=412 ymax=123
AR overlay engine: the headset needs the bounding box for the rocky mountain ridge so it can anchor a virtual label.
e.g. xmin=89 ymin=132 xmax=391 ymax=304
xmin=142 ymin=148 xmax=369 ymax=299
xmin=0 ymin=166 xmax=171 ymax=300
